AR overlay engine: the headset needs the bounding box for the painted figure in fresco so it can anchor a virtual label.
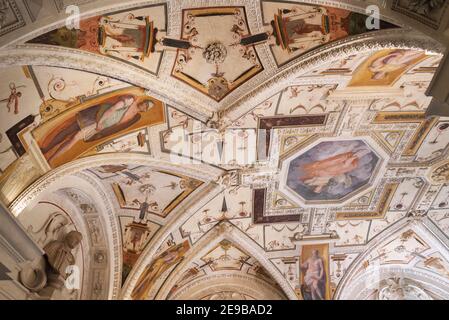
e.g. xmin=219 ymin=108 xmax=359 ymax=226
xmin=273 ymin=7 xmax=329 ymax=52
xmin=40 ymin=95 xmax=154 ymax=164
xmin=124 ymin=222 xmax=151 ymax=254
xmin=0 ymin=83 xmax=24 ymax=114
xmin=29 ymin=13 xmax=155 ymax=62
xmin=301 ymin=249 xmax=326 ymax=300
xmin=369 ymin=49 xmax=425 ymax=80
xmin=284 ymin=16 xmax=326 ymax=40
xmin=298 ymin=148 xmax=371 ymax=194
xmin=287 ymin=140 xmax=378 ymax=201
xmin=131 ymin=241 xmax=190 ymax=300
xmin=98 ymin=14 xmax=156 ymax=61
xmin=100 ymin=16 xmax=147 ymax=48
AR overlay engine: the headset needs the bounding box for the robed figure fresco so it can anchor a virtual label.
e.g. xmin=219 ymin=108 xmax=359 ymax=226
xmin=300 ymin=249 xmax=326 ymax=300
xmin=28 ymin=12 xmax=157 ymax=63
xmin=131 ymin=241 xmax=190 ymax=300
xmin=273 ymin=7 xmax=329 ymax=52
xmin=283 ymin=14 xmax=326 ymax=40
xmin=39 ymin=95 xmax=154 ymax=164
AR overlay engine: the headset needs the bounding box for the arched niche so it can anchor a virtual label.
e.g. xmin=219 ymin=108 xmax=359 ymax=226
xmin=337 ymin=265 xmax=449 ymax=300
xmin=16 ymin=174 xmax=120 ymax=299
xmin=334 ymin=216 xmax=449 ymax=300
xmin=124 ymin=222 xmax=296 ymax=300
xmin=10 ymin=153 xmax=223 ymax=298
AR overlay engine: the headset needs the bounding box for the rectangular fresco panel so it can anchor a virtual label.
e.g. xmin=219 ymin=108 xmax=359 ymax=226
xmin=131 ymin=240 xmax=190 ymax=300
xmin=119 ymin=215 xmax=160 ymax=285
xmin=32 ymin=87 xmax=165 ymax=168
xmin=261 ymin=1 xmax=397 ymax=66
xmin=300 ymin=243 xmax=330 ymax=300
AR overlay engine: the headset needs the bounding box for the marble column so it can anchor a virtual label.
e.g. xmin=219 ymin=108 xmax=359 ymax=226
xmin=0 ymin=203 xmax=43 ymax=262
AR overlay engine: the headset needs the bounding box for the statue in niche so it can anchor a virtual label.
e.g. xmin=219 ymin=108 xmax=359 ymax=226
xmin=19 ymin=230 xmax=83 ymax=298
xmin=44 ymin=230 xmax=83 ymax=279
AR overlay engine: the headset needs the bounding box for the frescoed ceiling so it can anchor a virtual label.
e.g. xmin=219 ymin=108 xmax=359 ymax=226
xmin=28 ymin=3 xmax=167 ymax=75
xmin=165 ymin=239 xmax=288 ymax=300
xmin=1 ymin=0 xmax=449 ymax=301
xmin=0 ymin=0 xmax=403 ymax=116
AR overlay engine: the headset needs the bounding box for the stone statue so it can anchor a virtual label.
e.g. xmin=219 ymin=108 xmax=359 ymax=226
xmin=44 ymin=230 xmax=83 ymax=279
xmin=378 ymin=278 xmax=432 ymax=300
xmin=19 ymin=230 xmax=83 ymax=297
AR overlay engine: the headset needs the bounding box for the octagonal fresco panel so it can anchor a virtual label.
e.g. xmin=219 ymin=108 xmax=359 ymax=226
xmin=286 ymin=140 xmax=380 ymax=202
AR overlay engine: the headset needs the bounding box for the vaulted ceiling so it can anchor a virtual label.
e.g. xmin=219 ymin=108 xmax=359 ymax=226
xmin=1 ymin=0 xmax=449 ymax=300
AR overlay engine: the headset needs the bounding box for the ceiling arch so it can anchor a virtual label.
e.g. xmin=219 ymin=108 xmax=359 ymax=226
xmin=9 ymin=153 xmax=222 ymax=215
xmin=0 ymin=30 xmax=443 ymax=123
xmin=168 ymin=272 xmax=287 ymax=300
xmin=9 ymin=154 xmax=224 ymax=299
xmin=3 ymin=0 xmax=444 ymax=122
xmin=339 ymin=264 xmax=449 ymax=299
xmin=127 ymin=221 xmax=297 ymax=300
xmin=222 ymin=29 xmax=444 ymax=121
xmin=16 ymin=173 xmax=122 ymax=299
